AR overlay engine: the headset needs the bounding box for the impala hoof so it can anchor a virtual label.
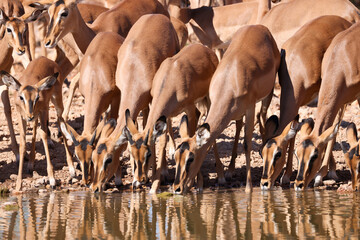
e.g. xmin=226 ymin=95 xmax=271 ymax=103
xmin=314 ymin=175 xmax=323 ymax=187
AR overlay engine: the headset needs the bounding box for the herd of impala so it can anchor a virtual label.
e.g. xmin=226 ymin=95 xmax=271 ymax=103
xmin=1 ymin=0 xmax=360 ymax=194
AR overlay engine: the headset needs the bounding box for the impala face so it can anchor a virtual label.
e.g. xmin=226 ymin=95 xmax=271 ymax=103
xmin=261 ymin=115 xmax=298 ymax=190
xmin=5 ymin=18 xmax=28 ymax=55
xmin=45 ymin=0 xmax=76 ymax=48
xmin=173 ymin=115 xmax=210 ymax=194
xmin=114 ymin=110 xmax=167 ymax=189
xmin=61 ymin=122 xmax=100 ymax=186
xmin=294 ymin=119 xmax=339 ymax=191
xmin=0 ymin=7 xmax=42 ymax=55
xmin=0 ymin=71 xmax=58 ymax=122
xmin=342 ymin=123 xmax=360 ymax=191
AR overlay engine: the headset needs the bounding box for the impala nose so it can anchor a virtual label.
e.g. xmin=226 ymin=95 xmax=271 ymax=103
xmin=45 ymin=40 xmax=52 ymax=48
xmin=17 ymin=48 xmax=25 ymax=55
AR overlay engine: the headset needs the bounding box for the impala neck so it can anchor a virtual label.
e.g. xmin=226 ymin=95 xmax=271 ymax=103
xmin=71 ymin=6 xmax=96 ymax=54
xmin=256 ymin=0 xmax=272 ymax=23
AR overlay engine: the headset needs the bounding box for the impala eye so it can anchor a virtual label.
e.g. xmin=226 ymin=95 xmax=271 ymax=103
xmin=60 ymin=11 xmax=68 ymax=18
xmin=19 ymin=95 xmax=24 ymax=101
xmin=6 ymin=28 xmax=11 ymax=33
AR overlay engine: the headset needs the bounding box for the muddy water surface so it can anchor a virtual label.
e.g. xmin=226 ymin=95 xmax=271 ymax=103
xmin=0 ymin=189 xmax=359 ymax=239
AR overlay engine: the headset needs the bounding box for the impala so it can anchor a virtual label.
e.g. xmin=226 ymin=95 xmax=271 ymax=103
xmin=172 ymin=25 xmax=280 ymax=194
xmin=260 ymin=15 xmax=352 ymax=190
xmin=260 ymin=0 xmax=360 ymax=48
xmin=60 ymin=32 xmax=124 ymax=185
xmin=116 ymin=43 xmax=218 ymax=192
xmin=1 ymin=57 xmax=76 ymax=191
xmin=90 ymin=14 xmax=179 ymax=192
xmin=341 ymin=123 xmax=360 ymax=191
xmin=294 ymin=21 xmax=360 ymax=190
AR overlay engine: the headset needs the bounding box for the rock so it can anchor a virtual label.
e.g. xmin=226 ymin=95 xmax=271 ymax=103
xmin=32 ymin=171 xmax=40 ymax=179
xmin=62 ymin=188 xmax=70 ymax=193
xmin=10 ymin=174 xmax=17 ymax=181
xmin=72 ymin=178 xmax=79 ymax=184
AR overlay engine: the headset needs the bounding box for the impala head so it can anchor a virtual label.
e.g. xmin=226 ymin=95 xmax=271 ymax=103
xmin=0 ymin=0 xmax=24 ymax=40
xmin=1 ymin=71 xmax=58 ymax=122
xmin=341 ymin=123 xmax=360 ymax=191
xmin=44 ymin=0 xmax=77 ymax=48
xmin=0 ymin=8 xmax=42 ymax=55
xmin=90 ymin=118 xmax=120 ymax=193
xmin=294 ymin=119 xmax=339 ymax=191
xmin=173 ymin=115 xmax=210 ymax=194
xmin=113 ymin=109 xmax=167 ymax=189
xmin=60 ymin=118 xmax=112 ymax=186
xmin=260 ymin=115 xmax=299 ymax=190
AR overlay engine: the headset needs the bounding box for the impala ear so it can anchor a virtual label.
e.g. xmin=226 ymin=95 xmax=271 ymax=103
xmin=152 ymin=116 xmax=167 ymax=141
xmin=0 ymin=71 xmax=21 ymax=91
xmin=318 ymin=122 xmax=340 ymax=148
xmin=37 ymin=72 xmax=59 ymax=91
xmin=124 ymin=109 xmax=138 ymax=134
xmin=28 ymin=2 xmax=51 ymax=11
xmin=346 ymin=122 xmax=358 ymax=149
xmin=179 ymin=115 xmax=190 ymax=139
xmin=24 ymin=9 xmax=43 ymax=23
xmin=195 ymin=123 xmax=210 ymax=149
xmin=264 ymin=115 xmax=279 ymax=142
xmin=60 ymin=121 xmax=80 ymax=146
xmin=0 ymin=9 xmax=9 ymax=24
xmin=299 ymin=118 xmax=314 ymax=137
xmin=282 ymin=115 xmax=299 ymax=144
xmin=114 ymin=126 xmax=131 ymax=150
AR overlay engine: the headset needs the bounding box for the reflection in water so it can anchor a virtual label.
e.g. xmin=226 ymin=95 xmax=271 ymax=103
xmin=0 ymin=189 xmax=359 ymax=239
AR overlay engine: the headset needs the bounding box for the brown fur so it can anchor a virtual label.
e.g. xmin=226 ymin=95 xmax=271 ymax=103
xmin=60 ymin=32 xmax=124 ymax=185
xmin=90 ymin=14 xmax=179 ymax=192
xmin=173 ymin=25 xmax=280 ymax=194
xmin=294 ymin=22 xmax=360 ymax=190
xmin=260 ymin=0 xmax=360 ymax=48
xmin=260 ymin=16 xmax=352 ymax=189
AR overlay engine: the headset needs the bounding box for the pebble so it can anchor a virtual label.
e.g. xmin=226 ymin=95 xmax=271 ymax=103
xmin=72 ymin=178 xmax=79 ymax=184
xmin=32 ymin=171 xmax=40 ymax=179
xmin=10 ymin=174 xmax=17 ymax=181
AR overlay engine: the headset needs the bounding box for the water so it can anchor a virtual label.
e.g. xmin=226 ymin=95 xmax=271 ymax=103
xmin=0 ymin=189 xmax=359 ymax=239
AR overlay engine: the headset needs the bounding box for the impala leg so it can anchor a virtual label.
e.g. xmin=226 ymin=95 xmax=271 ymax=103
xmin=259 ymin=90 xmax=273 ymax=142
xmin=315 ymin=106 xmax=344 ymax=186
xmin=115 ymin=163 xmax=123 ymax=188
xmin=1 ymin=87 xmax=19 ymax=161
xmin=225 ymin=119 xmax=243 ymax=181
xmin=196 ymin=171 xmax=203 ymax=192
xmin=39 ymin=113 xmax=56 ymax=188
xmin=244 ymin=106 xmax=255 ymax=193
xmin=158 ymin=129 xmax=169 ymax=184
xmin=110 ymin=91 xmax=120 ymax=120
xmin=167 ymin=119 xmax=176 ymax=159
xmin=62 ymin=73 xmax=80 ymax=121
xmin=52 ymin=92 xmax=76 ymax=178
xmin=16 ymin=117 xmax=27 ymax=191
xmin=280 ymin=137 xmax=294 ymax=185
xmin=212 ymin=142 xmax=226 ymax=185
xmin=27 ymin=118 xmax=38 ymax=174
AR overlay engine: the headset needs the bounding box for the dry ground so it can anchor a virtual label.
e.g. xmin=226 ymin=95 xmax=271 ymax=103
xmin=0 ymin=77 xmax=357 ymax=193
